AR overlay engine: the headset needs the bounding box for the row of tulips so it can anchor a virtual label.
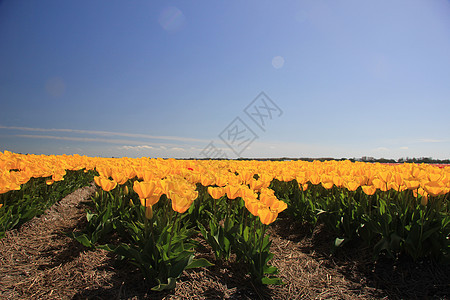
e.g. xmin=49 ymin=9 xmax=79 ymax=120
xmin=1 ymin=151 xmax=97 ymax=237
xmin=3 ymin=151 xmax=449 ymax=201
xmin=0 ymin=168 xmax=94 ymax=239
xmin=1 ymin=151 xmax=449 ymax=289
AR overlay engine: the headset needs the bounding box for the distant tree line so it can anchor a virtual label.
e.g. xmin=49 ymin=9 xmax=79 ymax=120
xmin=234 ymin=157 xmax=450 ymax=163
xmin=132 ymin=156 xmax=450 ymax=164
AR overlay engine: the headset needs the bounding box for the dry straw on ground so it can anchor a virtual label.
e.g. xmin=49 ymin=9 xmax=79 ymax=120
xmin=1 ymin=185 xmax=448 ymax=299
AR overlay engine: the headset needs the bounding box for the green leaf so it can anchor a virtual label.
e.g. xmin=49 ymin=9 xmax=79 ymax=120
xmin=186 ymin=258 xmax=214 ymax=269
xmin=86 ymin=211 xmax=95 ymax=222
xmin=263 ymin=265 xmax=278 ymax=274
xmin=72 ymin=233 xmax=94 ymax=248
xmin=334 ymin=237 xmax=345 ymax=247
xmin=151 ymin=277 xmax=177 ymax=291
xmin=261 ymin=276 xmax=284 ymax=285
xmin=422 ymin=226 xmax=440 ymax=241
xmin=169 ymin=254 xmax=193 ymax=278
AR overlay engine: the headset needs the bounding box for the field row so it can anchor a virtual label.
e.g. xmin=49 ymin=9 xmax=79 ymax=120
xmin=1 ymin=151 xmax=449 ymax=290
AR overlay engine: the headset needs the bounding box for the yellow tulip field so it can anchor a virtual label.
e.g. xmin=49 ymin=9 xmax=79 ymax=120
xmin=1 ymin=150 xmax=449 ymax=290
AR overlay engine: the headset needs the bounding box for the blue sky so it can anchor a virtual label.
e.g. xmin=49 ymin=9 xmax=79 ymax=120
xmin=1 ymin=0 xmax=449 ymax=159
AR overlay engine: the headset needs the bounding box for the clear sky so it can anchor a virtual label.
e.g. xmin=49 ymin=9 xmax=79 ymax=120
xmin=1 ymin=0 xmax=449 ymax=159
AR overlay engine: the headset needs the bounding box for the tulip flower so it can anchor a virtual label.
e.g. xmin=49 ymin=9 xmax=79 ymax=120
xmin=169 ymin=192 xmax=194 ymax=214
xmin=345 ymin=180 xmax=360 ymax=192
xmin=224 ymin=184 xmax=242 ymax=199
xmin=94 ymin=176 xmax=117 ymax=192
xmin=361 ymin=185 xmax=376 ymax=196
xmin=133 ymin=180 xmax=161 ymax=207
xmin=245 ymin=199 xmax=261 ymax=217
xmin=208 ymin=186 xmax=225 ymax=199
xmin=258 ymin=206 xmax=278 ymax=225
xmin=423 ymin=181 xmax=445 ymax=197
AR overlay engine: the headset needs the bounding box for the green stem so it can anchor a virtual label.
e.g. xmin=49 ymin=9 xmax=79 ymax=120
xmin=259 ymin=224 xmax=267 ymax=278
xmin=213 ymin=196 xmax=218 ymax=219
xmin=417 ymin=205 xmax=426 ymax=260
xmin=226 ymin=197 xmax=231 ymax=225
xmin=167 ymin=202 xmax=173 ymax=228
xmin=242 ymin=205 xmax=247 ymax=230
xmin=144 ymin=214 xmax=149 ymax=238
xmin=167 ymin=211 xmax=179 ymax=257
xmin=252 ymin=218 xmax=257 ymax=251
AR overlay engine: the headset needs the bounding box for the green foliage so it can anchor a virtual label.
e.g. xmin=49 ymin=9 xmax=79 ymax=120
xmin=232 ymin=219 xmax=284 ymax=285
xmin=273 ymin=180 xmax=450 ymax=262
xmin=198 ymin=190 xmax=283 ymax=285
xmin=197 ymin=210 xmax=232 ymax=261
xmin=72 ymin=182 xmax=213 ymax=291
xmin=272 ymin=179 xmax=319 ymax=226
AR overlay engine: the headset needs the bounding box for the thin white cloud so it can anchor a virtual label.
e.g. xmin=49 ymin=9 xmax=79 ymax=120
xmin=417 ymin=138 xmax=445 ymax=143
xmin=400 ymin=146 xmax=409 ymax=150
xmin=382 ymin=137 xmax=448 ymax=145
xmin=119 ymin=145 xmax=154 ymax=151
xmin=0 ymin=125 xmax=207 ymax=143
xmin=15 ymin=134 xmax=170 ymax=147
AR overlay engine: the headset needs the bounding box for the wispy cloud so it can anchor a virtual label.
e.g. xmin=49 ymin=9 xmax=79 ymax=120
xmin=417 ymin=138 xmax=445 ymax=143
xmin=15 ymin=134 xmax=170 ymax=147
xmin=119 ymin=145 xmax=154 ymax=151
xmin=382 ymin=137 xmax=448 ymax=145
xmin=0 ymin=125 xmax=208 ymax=143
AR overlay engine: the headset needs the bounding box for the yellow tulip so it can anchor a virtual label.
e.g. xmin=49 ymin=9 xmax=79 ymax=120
xmin=200 ymin=174 xmax=215 ymax=186
xmin=96 ymin=166 xmax=112 ymax=178
xmin=133 ymin=180 xmax=158 ymax=199
xmin=361 ymin=185 xmax=376 ymax=196
xmin=423 ymin=181 xmax=445 ymax=197
xmin=111 ymin=170 xmax=128 ymax=185
xmin=394 ymin=173 xmax=404 ymax=186
xmin=134 ymin=180 xmax=161 ymax=207
xmin=248 ymin=178 xmax=265 ymax=191
xmin=332 ymin=176 xmax=344 ymax=188
xmin=259 ymin=193 xmax=277 ymax=208
xmin=296 ymin=172 xmax=308 ymax=185
xmin=215 ymin=175 xmax=228 ymax=187
xmin=372 ymin=178 xmax=388 ymax=192
xmin=321 ymin=181 xmax=334 ymax=190
xmin=309 ymin=173 xmax=321 ymax=185
xmin=258 ymin=207 xmax=278 ymax=225
xmin=208 ymin=186 xmax=225 ymax=199
xmin=124 ymin=167 xmax=137 ymax=180
xmin=52 ymin=172 xmax=65 ymax=182
xmin=298 ymin=183 xmax=308 ymax=191
xmin=378 ymin=171 xmax=392 ymax=183
xmin=224 ymin=184 xmax=242 ymax=199
xmin=345 ymin=180 xmax=360 ymax=192
xmin=245 ymin=199 xmax=261 ymax=217
xmin=94 ymin=176 xmax=117 ymax=192
xmin=404 ymin=179 xmax=420 ymax=190
xmin=169 ymin=192 xmax=194 ymax=214
xmin=238 ymin=171 xmax=254 ymax=184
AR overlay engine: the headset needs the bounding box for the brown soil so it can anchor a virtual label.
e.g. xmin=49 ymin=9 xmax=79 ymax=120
xmin=0 ymin=185 xmax=448 ymax=299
